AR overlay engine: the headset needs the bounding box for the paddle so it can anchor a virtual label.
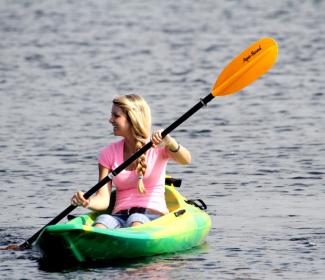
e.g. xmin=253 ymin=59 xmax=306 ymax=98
xmin=1 ymin=37 xmax=278 ymax=250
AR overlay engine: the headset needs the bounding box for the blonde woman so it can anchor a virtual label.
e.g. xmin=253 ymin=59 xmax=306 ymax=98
xmin=71 ymin=94 xmax=191 ymax=228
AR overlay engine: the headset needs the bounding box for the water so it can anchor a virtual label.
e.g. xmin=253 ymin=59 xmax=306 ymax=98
xmin=1 ymin=0 xmax=325 ymax=279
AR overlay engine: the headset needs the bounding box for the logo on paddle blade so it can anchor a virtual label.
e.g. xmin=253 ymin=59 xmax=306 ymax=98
xmin=243 ymin=45 xmax=262 ymax=63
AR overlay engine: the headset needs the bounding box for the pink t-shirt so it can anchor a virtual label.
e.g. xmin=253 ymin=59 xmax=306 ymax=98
xmin=98 ymin=139 xmax=170 ymax=214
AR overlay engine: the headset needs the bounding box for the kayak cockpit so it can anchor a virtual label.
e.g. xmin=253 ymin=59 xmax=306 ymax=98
xmin=67 ymin=184 xmax=183 ymax=227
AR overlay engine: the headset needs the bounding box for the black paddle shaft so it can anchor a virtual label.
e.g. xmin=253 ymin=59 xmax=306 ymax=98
xmin=19 ymin=92 xmax=215 ymax=249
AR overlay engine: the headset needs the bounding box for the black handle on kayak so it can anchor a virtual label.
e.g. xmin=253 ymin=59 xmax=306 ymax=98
xmin=165 ymin=177 xmax=182 ymax=188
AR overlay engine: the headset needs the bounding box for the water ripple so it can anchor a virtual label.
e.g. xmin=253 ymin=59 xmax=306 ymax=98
xmin=1 ymin=0 xmax=325 ymax=279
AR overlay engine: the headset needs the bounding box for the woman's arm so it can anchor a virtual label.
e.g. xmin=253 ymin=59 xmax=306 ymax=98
xmin=151 ymin=130 xmax=192 ymax=165
xmin=71 ymin=164 xmax=112 ymax=211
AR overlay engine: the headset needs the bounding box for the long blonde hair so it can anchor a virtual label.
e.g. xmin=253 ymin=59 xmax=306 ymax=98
xmin=113 ymin=94 xmax=151 ymax=193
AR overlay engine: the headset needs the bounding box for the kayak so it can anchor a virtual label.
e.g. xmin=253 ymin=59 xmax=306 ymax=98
xmin=36 ymin=178 xmax=211 ymax=264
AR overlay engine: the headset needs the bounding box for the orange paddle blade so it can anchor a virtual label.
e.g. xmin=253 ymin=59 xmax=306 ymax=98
xmin=212 ymin=37 xmax=278 ymax=96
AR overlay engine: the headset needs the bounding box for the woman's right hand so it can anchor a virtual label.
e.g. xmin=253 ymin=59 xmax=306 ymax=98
xmin=71 ymin=191 xmax=90 ymax=208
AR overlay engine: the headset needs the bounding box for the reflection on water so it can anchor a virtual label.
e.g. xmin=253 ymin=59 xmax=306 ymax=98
xmin=38 ymin=243 xmax=209 ymax=279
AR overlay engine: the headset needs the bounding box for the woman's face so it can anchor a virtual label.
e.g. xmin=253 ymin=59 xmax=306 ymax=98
xmin=109 ymin=104 xmax=131 ymax=137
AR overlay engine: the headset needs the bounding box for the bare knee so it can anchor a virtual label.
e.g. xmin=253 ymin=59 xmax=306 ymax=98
xmin=130 ymin=221 xmax=143 ymax=227
xmin=94 ymin=223 xmax=108 ymax=229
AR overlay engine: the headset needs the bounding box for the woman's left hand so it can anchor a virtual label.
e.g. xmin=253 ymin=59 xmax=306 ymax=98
xmin=151 ymin=129 xmax=164 ymax=147
xmin=151 ymin=129 xmax=192 ymax=164
xmin=151 ymin=129 xmax=173 ymax=148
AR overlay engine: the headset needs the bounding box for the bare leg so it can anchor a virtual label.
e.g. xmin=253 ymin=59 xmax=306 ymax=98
xmin=94 ymin=223 xmax=108 ymax=229
xmin=130 ymin=221 xmax=143 ymax=227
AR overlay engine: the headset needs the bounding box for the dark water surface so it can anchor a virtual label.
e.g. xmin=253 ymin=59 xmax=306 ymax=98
xmin=1 ymin=0 xmax=325 ymax=279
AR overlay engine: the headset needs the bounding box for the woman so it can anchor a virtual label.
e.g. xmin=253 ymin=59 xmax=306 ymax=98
xmin=71 ymin=94 xmax=191 ymax=229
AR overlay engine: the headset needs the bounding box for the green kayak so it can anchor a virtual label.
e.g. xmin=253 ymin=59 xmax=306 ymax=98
xmin=36 ymin=179 xmax=211 ymax=264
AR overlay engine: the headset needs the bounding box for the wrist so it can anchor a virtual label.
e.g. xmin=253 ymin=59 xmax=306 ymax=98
xmin=168 ymin=143 xmax=181 ymax=153
xmin=163 ymin=135 xmax=181 ymax=153
xmin=85 ymin=197 xmax=91 ymax=209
